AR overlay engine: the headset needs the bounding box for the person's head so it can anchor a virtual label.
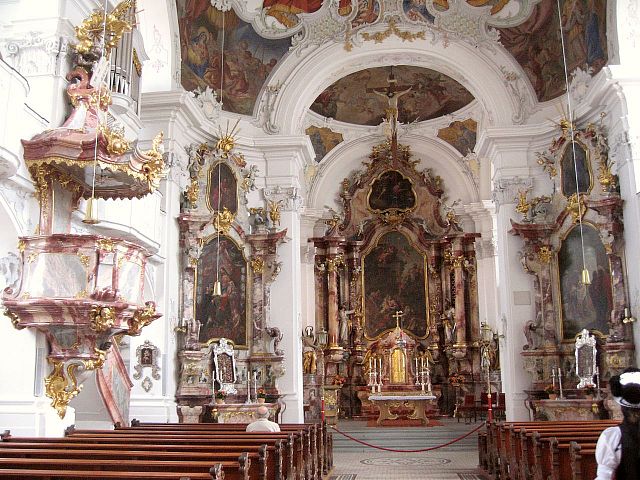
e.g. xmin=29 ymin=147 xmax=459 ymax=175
xmin=256 ymin=405 xmax=269 ymax=419
xmin=610 ymin=367 xmax=640 ymax=423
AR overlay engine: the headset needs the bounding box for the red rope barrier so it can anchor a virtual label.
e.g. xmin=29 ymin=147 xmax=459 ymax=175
xmin=329 ymin=422 xmax=484 ymax=453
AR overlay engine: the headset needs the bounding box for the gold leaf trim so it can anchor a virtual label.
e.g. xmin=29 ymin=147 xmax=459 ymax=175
xmin=44 ymin=360 xmax=82 ymax=419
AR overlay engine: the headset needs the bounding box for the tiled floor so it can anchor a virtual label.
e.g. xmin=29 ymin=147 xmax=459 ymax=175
xmin=329 ymin=418 xmax=489 ymax=479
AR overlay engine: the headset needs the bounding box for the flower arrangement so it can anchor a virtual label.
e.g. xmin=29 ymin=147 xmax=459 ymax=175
xmin=543 ymin=384 xmax=558 ymax=395
xmin=215 ymin=390 xmax=227 ymax=400
xmin=333 ymin=374 xmax=346 ymax=387
xmin=257 ymin=388 xmax=266 ymax=399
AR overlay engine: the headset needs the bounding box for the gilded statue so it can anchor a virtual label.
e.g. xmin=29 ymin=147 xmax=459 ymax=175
xmin=302 ymin=326 xmax=318 ymax=375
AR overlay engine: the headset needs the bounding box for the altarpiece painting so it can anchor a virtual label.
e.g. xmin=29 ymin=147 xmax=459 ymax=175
xmin=560 ymin=140 xmax=591 ymax=197
xmin=363 ymin=230 xmax=428 ymax=339
xmin=559 ymin=225 xmax=611 ymax=339
xmin=207 ymin=162 xmax=238 ymax=214
xmin=195 ymin=236 xmax=247 ymax=346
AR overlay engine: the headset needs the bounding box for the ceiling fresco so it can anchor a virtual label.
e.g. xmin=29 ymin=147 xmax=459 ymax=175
xmin=175 ymin=0 xmax=609 ymax=118
xmin=176 ymin=1 xmax=290 ymax=115
xmin=310 ymin=66 xmax=475 ymax=126
xmin=499 ymin=0 xmax=607 ymax=102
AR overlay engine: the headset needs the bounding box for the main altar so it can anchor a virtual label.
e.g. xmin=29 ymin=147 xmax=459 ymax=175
xmin=304 ymin=75 xmax=486 ymax=424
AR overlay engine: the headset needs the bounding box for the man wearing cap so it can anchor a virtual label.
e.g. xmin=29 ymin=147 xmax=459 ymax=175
xmin=595 ymin=368 xmax=640 ymax=479
xmin=246 ymin=405 xmax=280 ymax=432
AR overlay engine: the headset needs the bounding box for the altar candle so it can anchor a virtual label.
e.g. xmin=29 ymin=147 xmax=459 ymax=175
xmin=378 ymin=357 xmax=382 ymax=375
xmin=426 ymin=357 xmax=429 ymax=370
xmin=369 ymin=357 xmax=372 ymax=371
xmin=415 ymin=357 xmax=418 ymax=373
xmin=557 ymin=368 xmax=564 ymax=397
xmin=421 ymin=357 xmax=424 ymax=371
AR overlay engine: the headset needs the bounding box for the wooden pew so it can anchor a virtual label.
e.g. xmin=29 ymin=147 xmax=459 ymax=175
xmin=0 ymin=447 xmax=259 ymax=480
xmin=61 ymin=431 xmax=306 ymax=480
xmin=124 ymin=421 xmax=327 ymax=479
xmin=0 ymin=456 xmax=249 ymax=480
xmin=1 ymin=433 xmax=288 ymax=480
xmin=481 ymin=420 xmax=614 ymax=480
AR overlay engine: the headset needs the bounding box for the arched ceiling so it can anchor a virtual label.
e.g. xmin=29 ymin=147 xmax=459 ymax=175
xmin=174 ymin=0 xmax=609 ymax=122
xmin=309 ymin=66 xmax=475 ymax=126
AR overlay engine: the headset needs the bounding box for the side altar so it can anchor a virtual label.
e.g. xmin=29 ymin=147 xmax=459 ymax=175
xmin=174 ymin=136 xmax=290 ymax=422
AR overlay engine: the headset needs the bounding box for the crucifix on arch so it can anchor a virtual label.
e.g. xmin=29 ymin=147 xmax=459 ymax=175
xmin=393 ymin=309 xmax=405 ymax=330
xmin=367 ymin=67 xmax=416 ymax=137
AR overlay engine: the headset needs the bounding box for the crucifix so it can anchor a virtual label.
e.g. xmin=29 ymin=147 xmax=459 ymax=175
xmin=367 ymin=66 xmax=416 ymax=158
xmin=393 ymin=310 xmax=405 ymax=330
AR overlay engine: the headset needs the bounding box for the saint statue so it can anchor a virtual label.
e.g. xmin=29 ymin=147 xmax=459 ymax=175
xmin=302 ymin=327 xmax=318 ymax=375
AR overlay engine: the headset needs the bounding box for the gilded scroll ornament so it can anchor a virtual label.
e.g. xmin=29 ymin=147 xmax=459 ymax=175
xmin=213 ymin=207 xmax=236 ymax=235
xmin=17 ymin=240 xmax=26 ymax=253
xmin=77 ymin=253 xmax=90 ymax=268
xmin=4 ymin=309 xmax=23 ymax=330
xmin=141 ymin=132 xmax=167 ymax=189
xmin=83 ymin=347 xmax=108 ymax=371
xmin=268 ymin=200 xmax=282 ymax=227
xmin=216 ymin=134 xmax=236 ymax=158
xmin=537 ymin=246 xmax=553 ymax=264
xmin=97 ymin=238 xmax=115 ymax=252
xmin=99 ymin=124 xmax=131 ymax=156
xmin=515 ymin=189 xmax=531 ymax=217
xmin=74 ymin=0 xmax=135 ymax=58
xmin=128 ymin=301 xmax=156 ymax=336
xmin=251 ymin=257 xmax=265 ymax=274
xmin=89 ymin=305 xmax=116 ymax=332
xmin=185 ymin=179 xmax=200 ymax=207
xmin=362 ymin=19 xmax=426 ymax=44
xmin=326 ymin=254 xmax=345 ymax=272
xmin=44 ymin=360 xmax=82 ymax=419
xmin=566 ymin=193 xmax=586 ymax=223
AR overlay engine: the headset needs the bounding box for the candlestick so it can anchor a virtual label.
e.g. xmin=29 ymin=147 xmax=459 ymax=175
xmin=557 ymin=367 xmax=564 ymax=399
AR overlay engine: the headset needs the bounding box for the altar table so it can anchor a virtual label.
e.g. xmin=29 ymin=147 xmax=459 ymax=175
xmin=369 ymin=394 xmax=436 ymax=425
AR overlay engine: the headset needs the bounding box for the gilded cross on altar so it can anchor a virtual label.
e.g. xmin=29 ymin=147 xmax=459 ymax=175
xmin=393 ymin=310 xmax=404 ymax=329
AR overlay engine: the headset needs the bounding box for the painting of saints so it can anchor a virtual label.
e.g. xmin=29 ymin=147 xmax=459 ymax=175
xmin=176 ymin=1 xmax=290 ymax=115
xmin=207 ymin=162 xmax=238 ymax=213
xmin=363 ymin=231 xmax=428 ymax=338
xmin=560 ymin=141 xmax=591 ymax=197
xmin=499 ymin=0 xmax=608 ymax=102
xmin=368 ymin=170 xmax=416 ymax=212
xmin=196 ymin=236 xmax=247 ymax=346
xmin=559 ymin=225 xmax=611 ymax=339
